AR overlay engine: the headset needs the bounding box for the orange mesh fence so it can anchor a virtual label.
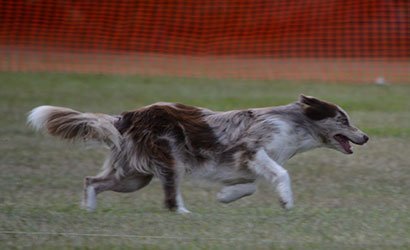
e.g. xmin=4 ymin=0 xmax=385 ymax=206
xmin=0 ymin=0 xmax=409 ymax=83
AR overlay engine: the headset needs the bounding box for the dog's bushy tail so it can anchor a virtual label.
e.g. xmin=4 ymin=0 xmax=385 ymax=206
xmin=27 ymin=106 xmax=121 ymax=148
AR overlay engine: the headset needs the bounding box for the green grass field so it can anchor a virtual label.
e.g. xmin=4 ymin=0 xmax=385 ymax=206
xmin=1 ymin=72 xmax=409 ymax=249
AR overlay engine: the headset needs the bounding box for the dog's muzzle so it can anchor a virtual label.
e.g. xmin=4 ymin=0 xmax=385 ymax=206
xmin=333 ymin=132 xmax=369 ymax=154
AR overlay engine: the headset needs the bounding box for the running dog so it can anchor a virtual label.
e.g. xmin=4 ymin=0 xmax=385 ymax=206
xmin=27 ymin=95 xmax=368 ymax=213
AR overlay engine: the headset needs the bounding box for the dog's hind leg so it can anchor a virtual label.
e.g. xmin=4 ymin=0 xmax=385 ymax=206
xmin=217 ymin=183 xmax=256 ymax=203
xmin=82 ymin=173 xmax=153 ymax=211
xmin=248 ymin=149 xmax=293 ymax=209
xmin=82 ymin=175 xmax=112 ymax=212
xmin=110 ymin=174 xmax=153 ymax=193
xmin=158 ymin=166 xmax=190 ymax=214
xmin=176 ymin=192 xmax=190 ymax=214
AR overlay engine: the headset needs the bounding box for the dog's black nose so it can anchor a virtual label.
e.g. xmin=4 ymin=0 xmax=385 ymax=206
xmin=363 ymin=135 xmax=369 ymax=143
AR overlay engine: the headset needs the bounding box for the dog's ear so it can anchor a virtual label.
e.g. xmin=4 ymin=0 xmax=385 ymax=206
xmin=299 ymin=94 xmax=338 ymax=120
xmin=299 ymin=94 xmax=322 ymax=106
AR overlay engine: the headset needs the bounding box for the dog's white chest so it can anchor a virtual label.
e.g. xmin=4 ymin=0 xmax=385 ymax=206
xmin=263 ymin=120 xmax=320 ymax=164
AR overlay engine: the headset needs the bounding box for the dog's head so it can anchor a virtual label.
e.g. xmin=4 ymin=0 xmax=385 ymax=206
xmin=299 ymin=95 xmax=369 ymax=154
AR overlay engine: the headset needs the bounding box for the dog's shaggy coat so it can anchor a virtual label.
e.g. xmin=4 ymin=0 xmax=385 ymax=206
xmin=28 ymin=95 xmax=368 ymax=213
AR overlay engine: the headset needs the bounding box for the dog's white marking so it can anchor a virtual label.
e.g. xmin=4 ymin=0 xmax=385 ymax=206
xmin=176 ymin=193 xmax=191 ymax=214
xmin=263 ymin=119 xmax=321 ymax=165
xmin=249 ymin=149 xmax=293 ymax=209
xmin=86 ymin=186 xmax=97 ymax=212
xmin=27 ymin=106 xmax=56 ymax=130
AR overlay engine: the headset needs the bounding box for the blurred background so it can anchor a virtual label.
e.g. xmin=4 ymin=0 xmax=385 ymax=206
xmin=1 ymin=1 xmax=409 ymax=249
xmin=1 ymin=0 xmax=409 ymax=83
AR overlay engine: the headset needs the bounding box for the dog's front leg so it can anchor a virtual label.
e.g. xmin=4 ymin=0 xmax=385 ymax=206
xmin=217 ymin=183 xmax=256 ymax=203
xmin=249 ymin=149 xmax=293 ymax=209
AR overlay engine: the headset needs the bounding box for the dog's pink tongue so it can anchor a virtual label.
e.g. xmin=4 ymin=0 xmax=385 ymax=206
xmin=335 ymin=135 xmax=353 ymax=154
xmin=340 ymin=139 xmax=352 ymax=154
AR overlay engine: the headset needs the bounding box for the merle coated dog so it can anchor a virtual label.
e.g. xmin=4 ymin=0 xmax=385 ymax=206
xmin=28 ymin=95 xmax=368 ymax=213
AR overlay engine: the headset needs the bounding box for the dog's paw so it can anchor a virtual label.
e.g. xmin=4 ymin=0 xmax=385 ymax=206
xmin=217 ymin=183 xmax=256 ymax=203
xmin=80 ymin=202 xmax=95 ymax=212
xmin=81 ymin=205 xmax=96 ymax=212
xmin=176 ymin=207 xmax=192 ymax=215
xmin=81 ymin=200 xmax=96 ymax=212
xmin=279 ymin=198 xmax=294 ymax=210
xmin=82 ymin=186 xmax=97 ymax=212
xmin=216 ymin=189 xmax=231 ymax=203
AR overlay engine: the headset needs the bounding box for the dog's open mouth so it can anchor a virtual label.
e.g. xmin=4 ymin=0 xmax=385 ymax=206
xmin=333 ymin=134 xmax=354 ymax=154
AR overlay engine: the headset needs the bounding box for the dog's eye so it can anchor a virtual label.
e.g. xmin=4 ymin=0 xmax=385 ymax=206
xmin=340 ymin=118 xmax=349 ymax=126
